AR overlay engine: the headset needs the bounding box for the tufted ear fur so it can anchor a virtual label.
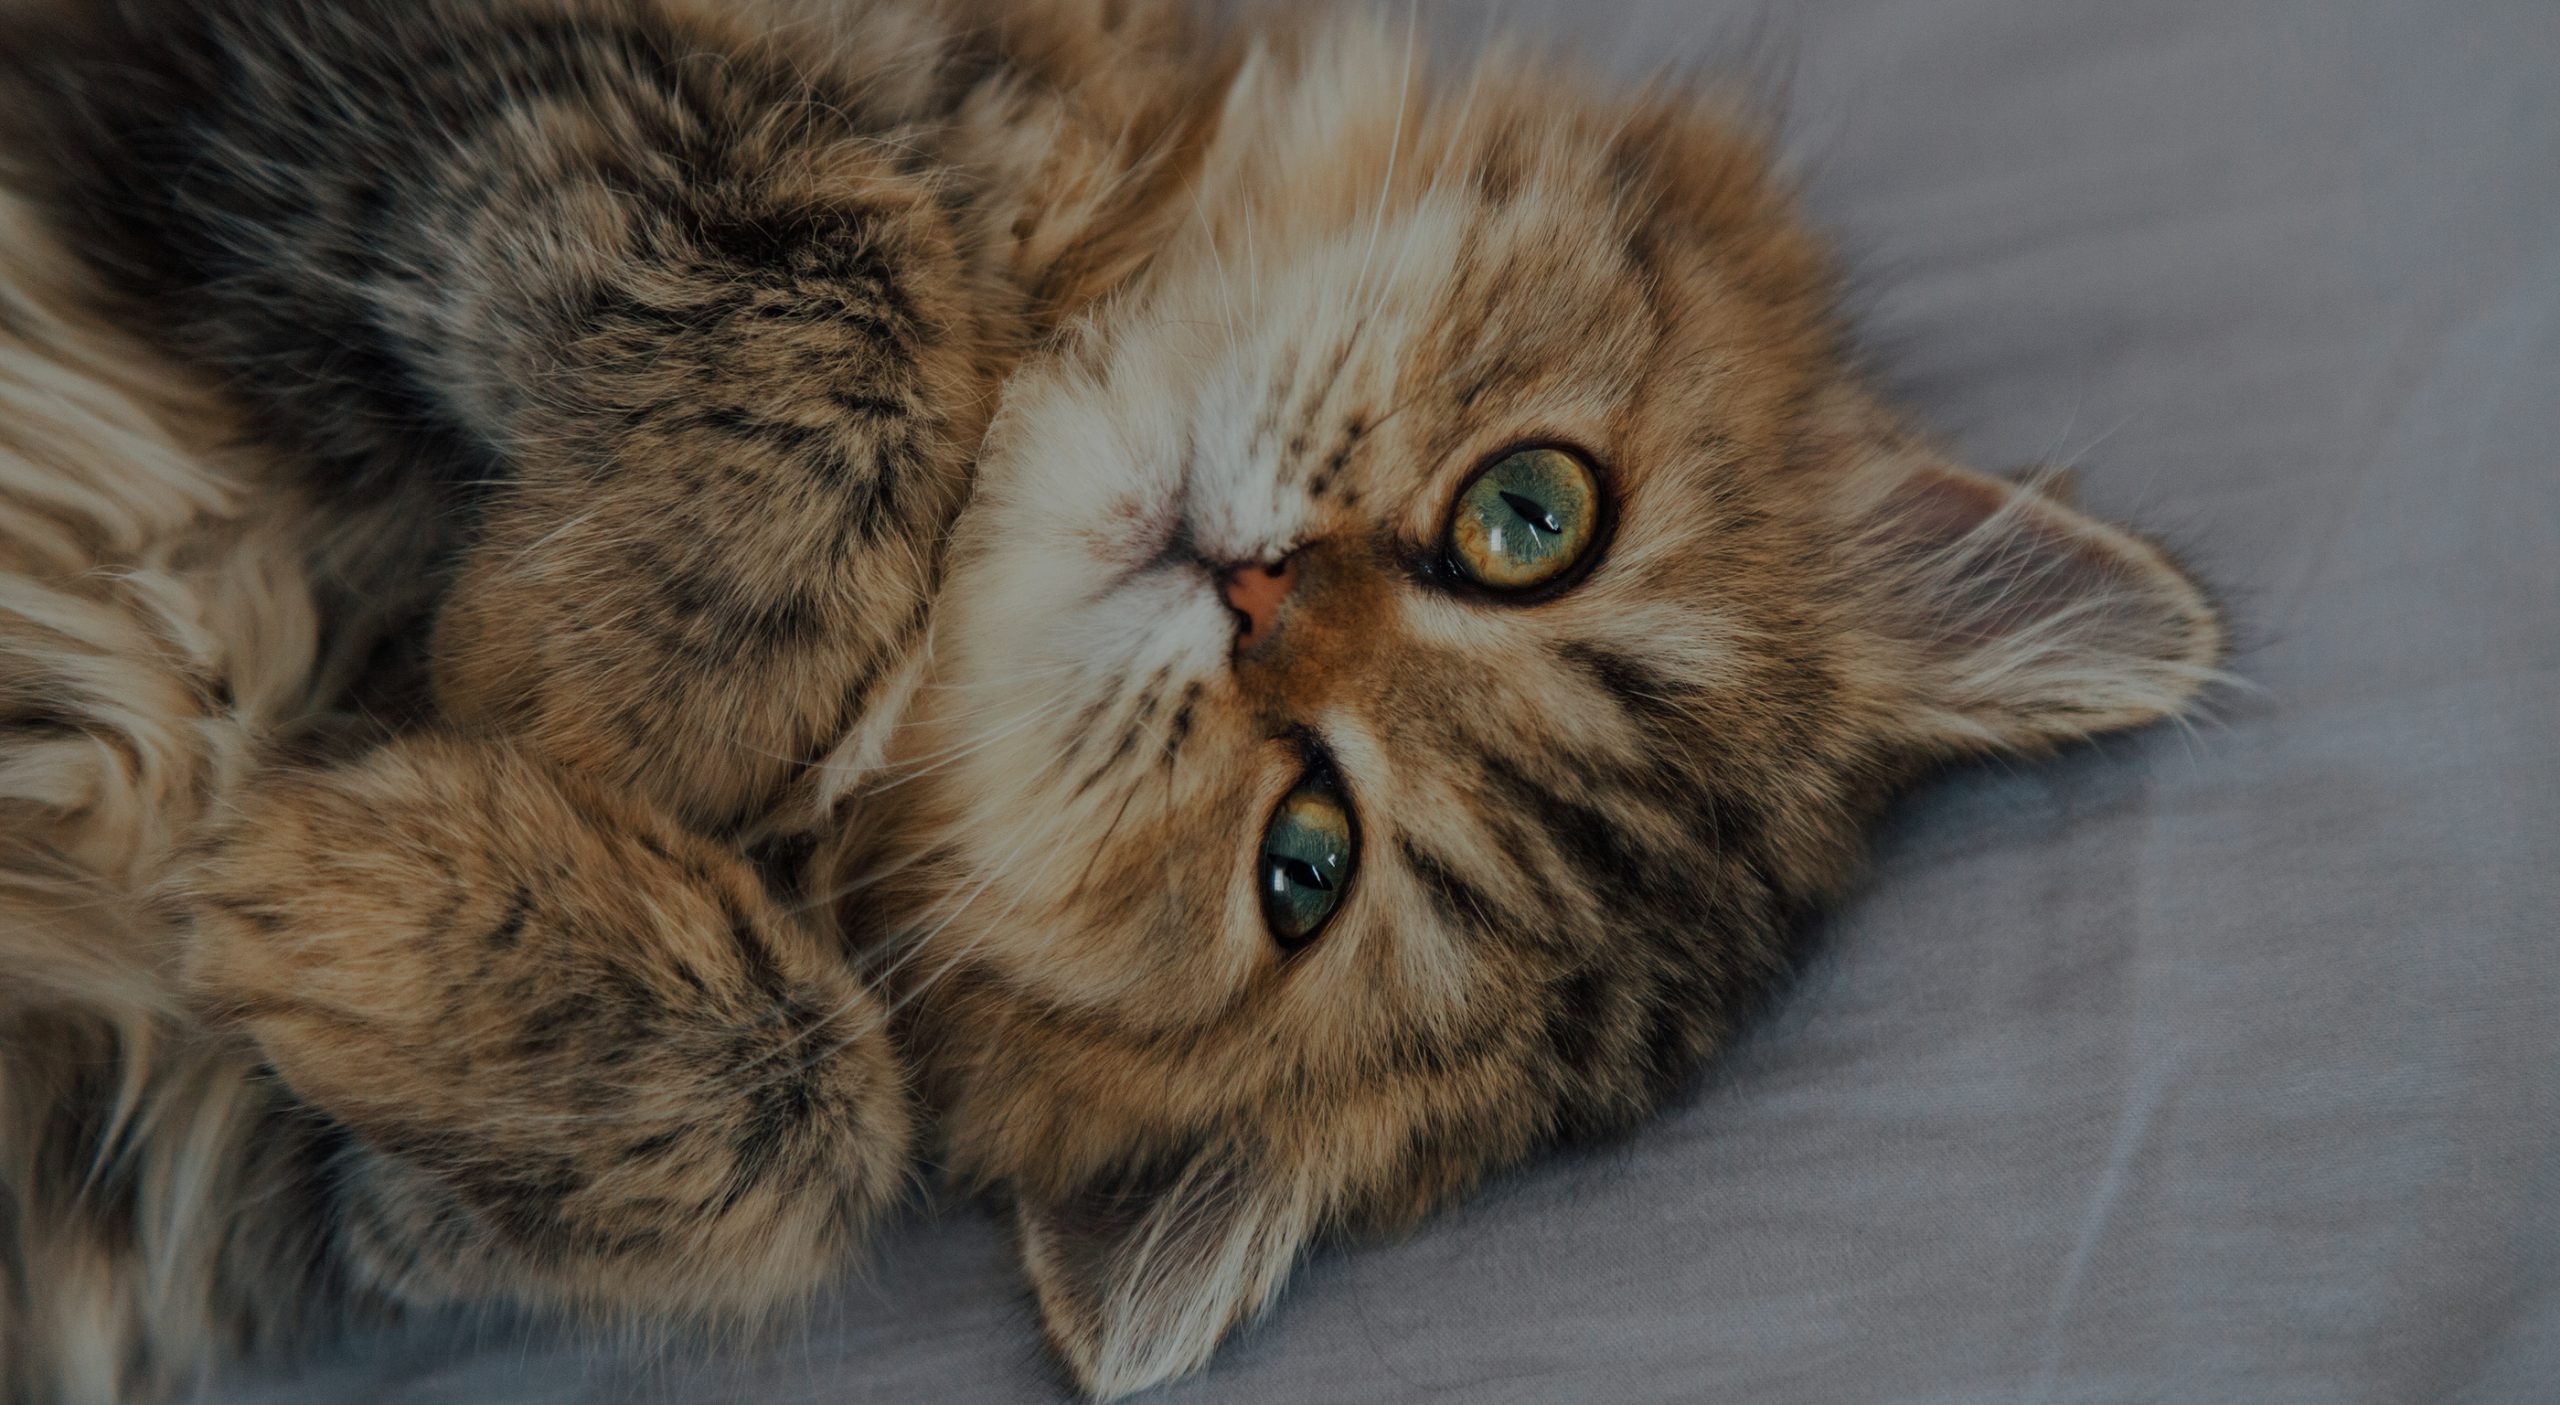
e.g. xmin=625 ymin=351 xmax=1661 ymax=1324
xmin=1839 ymin=438 xmax=2225 ymax=757
xmin=1013 ymin=1143 xmax=1315 ymax=1400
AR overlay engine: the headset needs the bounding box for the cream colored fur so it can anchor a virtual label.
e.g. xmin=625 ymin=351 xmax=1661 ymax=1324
xmin=0 ymin=188 xmax=344 ymax=1403
xmin=0 ymin=8 xmax=2226 ymax=1399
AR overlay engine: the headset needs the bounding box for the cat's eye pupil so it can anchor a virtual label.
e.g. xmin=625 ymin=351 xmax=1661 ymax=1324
xmin=1499 ymin=490 xmax=1562 ymax=535
xmin=1258 ymin=778 xmax=1356 ymax=948
xmin=1274 ymin=856 xmax=1334 ymax=892
xmin=1445 ymin=447 xmax=1602 ymax=594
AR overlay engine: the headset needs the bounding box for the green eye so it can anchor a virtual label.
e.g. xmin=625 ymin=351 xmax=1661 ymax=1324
xmin=1446 ymin=446 xmax=1603 ymax=593
xmin=1258 ymin=775 xmax=1356 ymax=948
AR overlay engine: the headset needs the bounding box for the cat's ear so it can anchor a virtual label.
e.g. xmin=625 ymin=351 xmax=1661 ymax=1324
xmin=1836 ymin=433 xmax=2224 ymax=757
xmin=1012 ymin=1142 xmax=1314 ymax=1400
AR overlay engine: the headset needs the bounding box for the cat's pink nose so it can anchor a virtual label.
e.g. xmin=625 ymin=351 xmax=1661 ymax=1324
xmin=1216 ymin=555 xmax=1298 ymax=648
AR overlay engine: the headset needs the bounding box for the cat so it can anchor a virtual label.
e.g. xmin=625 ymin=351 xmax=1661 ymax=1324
xmin=0 ymin=0 xmax=2224 ymax=1400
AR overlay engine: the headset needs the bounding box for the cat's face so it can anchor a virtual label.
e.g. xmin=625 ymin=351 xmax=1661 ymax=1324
xmin=857 ymin=19 xmax=2219 ymax=1399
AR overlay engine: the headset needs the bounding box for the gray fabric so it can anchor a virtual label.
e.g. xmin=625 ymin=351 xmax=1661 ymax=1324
xmin=201 ymin=0 xmax=2560 ymax=1400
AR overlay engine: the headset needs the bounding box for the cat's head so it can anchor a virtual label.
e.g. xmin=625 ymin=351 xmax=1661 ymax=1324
xmin=857 ymin=15 xmax=2219 ymax=1398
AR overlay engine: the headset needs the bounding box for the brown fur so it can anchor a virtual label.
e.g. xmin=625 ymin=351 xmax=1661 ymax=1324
xmin=855 ymin=27 xmax=2221 ymax=1391
xmin=0 ymin=2 xmax=2222 ymax=1401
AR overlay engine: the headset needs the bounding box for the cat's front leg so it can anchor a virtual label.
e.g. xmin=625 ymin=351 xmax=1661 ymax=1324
xmin=7 ymin=0 xmax=1000 ymax=831
xmin=185 ymin=734 xmax=910 ymax=1318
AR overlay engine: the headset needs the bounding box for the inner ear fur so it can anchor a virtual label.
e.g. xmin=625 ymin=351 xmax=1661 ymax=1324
xmin=1834 ymin=430 xmax=2225 ymax=757
xmin=1012 ymin=1141 xmax=1315 ymax=1401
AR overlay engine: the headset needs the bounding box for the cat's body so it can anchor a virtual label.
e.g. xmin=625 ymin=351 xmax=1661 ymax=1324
xmin=0 ymin=2 xmax=1213 ymax=1394
xmin=0 ymin=1 xmax=2222 ymax=1401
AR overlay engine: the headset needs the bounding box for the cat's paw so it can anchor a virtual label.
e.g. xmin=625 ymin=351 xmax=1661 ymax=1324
xmin=185 ymin=733 xmax=910 ymax=1319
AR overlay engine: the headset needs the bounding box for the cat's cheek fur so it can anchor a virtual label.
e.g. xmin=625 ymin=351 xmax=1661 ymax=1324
xmin=185 ymin=735 xmax=914 ymax=1319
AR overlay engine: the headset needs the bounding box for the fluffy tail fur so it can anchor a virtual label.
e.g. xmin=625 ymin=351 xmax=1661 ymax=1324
xmin=0 ymin=187 xmax=353 ymax=1405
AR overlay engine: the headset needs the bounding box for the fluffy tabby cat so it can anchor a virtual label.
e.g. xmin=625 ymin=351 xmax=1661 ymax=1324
xmin=0 ymin=0 xmax=2223 ymax=1399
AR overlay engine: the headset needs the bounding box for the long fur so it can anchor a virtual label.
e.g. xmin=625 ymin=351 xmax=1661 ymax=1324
xmin=0 ymin=3 xmax=2224 ymax=1401
xmin=0 ymin=185 xmax=349 ymax=1404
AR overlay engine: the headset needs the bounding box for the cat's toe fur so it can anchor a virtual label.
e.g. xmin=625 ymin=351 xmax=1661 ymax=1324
xmin=185 ymin=733 xmax=911 ymax=1320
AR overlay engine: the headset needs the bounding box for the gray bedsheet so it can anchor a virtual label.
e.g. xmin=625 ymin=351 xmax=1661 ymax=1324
xmin=202 ymin=0 xmax=2560 ymax=1400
